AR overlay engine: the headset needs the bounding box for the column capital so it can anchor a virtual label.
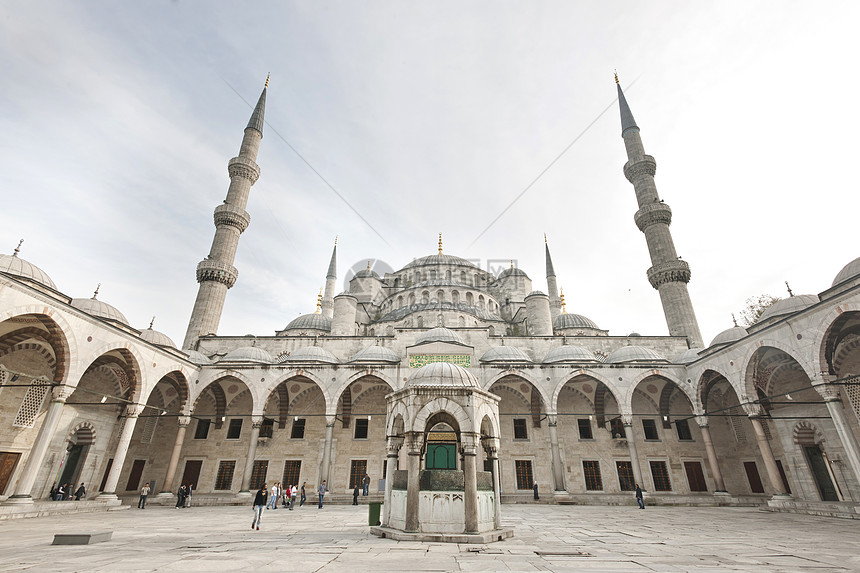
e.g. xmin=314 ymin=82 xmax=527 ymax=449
xmin=742 ymin=402 xmax=765 ymax=418
xmin=694 ymin=415 xmax=710 ymax=428
xmin=251 ymin=415 xmax=264 ymax=428
xmin=325 ymin=415 xmax=337 ymax=427
xmin=124 ymin=403 xmax=145 ymax=418
xmin=546 ymin=413 xmax=558 ymax=427
xmin=177 ymin=415 xmax=192 ymax=427
xmin=621 ymin=414 xmax=634 ymax=426
xmin=405 ymin=431 xmax=424 ymax=455
xmin=51 ymin=384 xmax=74 ymax=402
xmin=386 ymin=436 xmax=404 ymax=456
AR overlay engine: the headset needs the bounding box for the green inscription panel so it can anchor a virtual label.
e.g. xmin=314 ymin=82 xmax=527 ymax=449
xmin=408 ymin=354 xmax=471 ymax=368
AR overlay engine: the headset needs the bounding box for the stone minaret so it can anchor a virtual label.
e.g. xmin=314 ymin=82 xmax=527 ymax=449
xmin=544 ymin=234 xmax=561 ymax=320
xmin=182 ymin=78 xmax=268 ymax=350
xmin=321 ymin=238 xmax=338 ymax=319
xmin=616 ymin=76 xmax=703 ymax=348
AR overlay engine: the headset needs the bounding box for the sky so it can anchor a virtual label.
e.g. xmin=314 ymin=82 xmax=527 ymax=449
xmin=1 ymin=1 xmax=859 ymax=348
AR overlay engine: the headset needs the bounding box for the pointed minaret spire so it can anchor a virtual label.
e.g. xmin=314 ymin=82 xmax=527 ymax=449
xmin=544 ymin=234 xmax=561 ymax=320
xmin=149 ymin=316 xmax=156 ymax=329
xmin=92 ymin=283 xmax=101 ymax=300
xmin=183 ymin=78 xmax=268 ymax=350
xmin=617 ymin=74 xmax=703 ymax=347
xmin=321 ymin=237 xmax=338 ymax=319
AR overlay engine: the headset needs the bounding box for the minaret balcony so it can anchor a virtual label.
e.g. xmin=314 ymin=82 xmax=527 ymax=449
xmin=646 ymin=259 xmax=691 ymax=289
xmin=623 ymin=155 xmax=656 ymax=183
xmin=196 ymin=259 xmax=239 ymax=288
xmin=227 ymin=156 xmax=260 ymax=184
xmin=214 ymin=204 xmax=251 ymax=233
xmin=634 ymin=202 xmax=673 ymax=232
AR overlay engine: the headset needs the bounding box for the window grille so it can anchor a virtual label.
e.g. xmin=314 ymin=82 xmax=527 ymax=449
xmin=249 ymin=460 xmax=268 ymax=490
xmin=291 ymin=418 xmax=306 ymax=439
xmin=514 ymin=460 xmax=533 ymax=490
xmin=13 ymin=378 xmax=50 ymax=428
xmin=582 ymin=460 xmax=602 ymax=490
xmin=139 ymin=415 xmax=158 ymax=444
xmin=577 ymin=419 xmax=593 ymax=440
xmin=616 ymin=461 xmax=635 ymax=491
xmin=513 ymin=419 xmax=528 ymax=440
xmin=349 ymin=460 xmax=367 ymax=489
xmin=282 ymin=460 xmax=301 ymax=487
xmin=650 ymin=460 xmax=672 ymax=491
xmin=215 ymin=460 xmax=235 ymax=490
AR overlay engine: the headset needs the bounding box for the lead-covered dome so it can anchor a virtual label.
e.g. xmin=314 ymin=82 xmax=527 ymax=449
xmin=403 ymin=254 xmax=477 ymax=269
xmin=498 ymin=266 xmax=529 ymax=279
xmin=183 ymin=350 xmax=213 ymax=365
xmin=0 ymin=253 xmax=57 ymax=290
xmin=553 ymin=313 xmax=600 ymax=330
xmin=351 ymin=345 xmax=401 ymax=363
xmin=606 ymin=345 xmax=667 ymax=364
xmin=282 ymin=346 xmax=339 ymax=364
xmin=406 ymin=362 xmax=479 ymax=388
xmin=757 ymin=295 xmax=818 ymax=324
xmin=543 ymin=345 xmax=599 ymax=364
xmin=832 ymin=257 xmax=860 ymax=287
xmin=673 ymin=348 xmax=702 ymax=364
xmin=71 ymin=296 xmax=129 ymax=325
xmin=709 ymin=326 xmax=747 ymax=347
xmin=284 ymin=313 xmax=332 ymax=332
xmin=221 ymin=346 xmax=274 ymax=364
xmin=353 ymin=268 xmax=380 ymax=279
xmin=415 ymin=327 xmax=464 ymax=345
xmin=139 ymin=326 xmax=177 ymax=348
xmin=480 ymin=346 xmax=531 ymax=363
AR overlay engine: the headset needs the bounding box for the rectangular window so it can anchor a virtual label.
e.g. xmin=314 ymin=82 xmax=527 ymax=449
xmin=650 ymin=460 xmax=672 ymax=491
xmin=259 ymin=419 xmax=274 ymax=438
xmin=582 ymin=460 xmax=603 ymax=491
xmin=514 ymin=460 xmax=533 ymax=490
xmin=194 ymin=419 xmax=210 ymax=440
xmin=282 ymin=460 xmax=301 ymax=487
xmin=249 ymin=460 xmax=268 ymax=490
xmin=616 ymin=461 xmax=635 ymax=491
xmin=775 ymin=460 xmax=791 ymax=494
xmin=577 ymin=419 xmax=593 ymax=440
xmin=610 ymin=418 xmax=625 ymax=439
xmin=350 ymin=460 xmax=368 ymax=489
xmin=291 ymin=418 xmax=306 ymax=439
xmin=744 ymin=461 xmax=765 ymax=493
xmin=354 ymin=419 xmax=369 ymax=439
xmin=642 ymin=419 xmax=659 ymax=441
xmin=675 ymin=419 xmax=693 ymax=441
xmin=684 ymin=461 xmax=708 ymax=492
xmin=215 ymin=460 xmax=235 ymax=490
xmin=125 ymin=459 xmax=146 ymax=491
xmin=513 ymin=419 xmax=528 ymax=440
xmin=99 ymin=459 xmax=113 ymax=492
xmin=226 ymin=418 xmax=243 ymax=440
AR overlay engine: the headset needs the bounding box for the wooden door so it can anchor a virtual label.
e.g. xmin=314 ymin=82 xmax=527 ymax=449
xmin=0 ymin=452 xmax=21 ymax=495
xmin=744 ymin=461 xmax=764 ymax=493
xmin=804 ymin=446 xmax=838 ymax=501
xmin=99 ymin=459 xmax=113 ymax=492
xmin=181 ymin=460 xmax=203 ymax=490
xmin=125 ymin=459 xmax=146 ymax=491
xmin=684 ymin=461 xmax=708 ymax=492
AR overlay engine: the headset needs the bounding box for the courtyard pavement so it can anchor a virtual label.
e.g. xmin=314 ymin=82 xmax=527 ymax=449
xmin=1 ymin=503 xmax=858 ymax=572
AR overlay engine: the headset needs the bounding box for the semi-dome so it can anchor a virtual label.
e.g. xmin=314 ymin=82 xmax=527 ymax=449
xmin=480 ymin=346 xmax=531 ymax=363
xmin=351 ymin=345 xmax=401 ymax=363
xmin=403 ymin=254 xmax=477 ymax=270
xmin=0 ymin=253 xmax=57 ymax=290
xmin=709 ymin=326 xmax=748 ymax=347
xmin=283 ymin=346 xmax=339 ymax=364
xmin=284 ymin=313 xmax=332 ymax=332
xmin=606 ymin=345 xmax=666 ymax=364
xmin=757 ymin=295 xmax=819 ymax=324
xmin=183 ymin=349 xmax=213 ymax=365
xmin=832 ymin=257 xmax=860 ymax=287
xmin=543 ymin=345 xmax=599 ymax=364
xmin=415 ymin=327 xmax=464 ymax=346
xmin=498 ymin=266 xmax=529 ymax=279
xmin=221 ymin=346 xmax=274 ymax=364
xmin=673 ymin=348 xmax=702 ymax=364
xmin=406 ymin=362 xmax=479 ymax=388
xmin=553 ymin=313 xmax=600 ymax=330
xmin=71 ymin=296 xmax=129 ymax=325
xmin=139 ymin=327 xmax=177 ymax=348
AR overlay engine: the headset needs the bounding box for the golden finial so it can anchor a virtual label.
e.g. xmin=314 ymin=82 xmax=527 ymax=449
xmin=334 ymin=235 xmax=338 ymax=246
xmin=785 ymin=281 xmax=794 ymax=297
xmin=366 ymin=260 xmax=371 ymax=270
xmin=265 ymin=73 xmax=270 ymax=89
xmin=544 ymin=233 xmax=547 ymax=244
xmin=149 ymin=316 xmax=155 ymax=330
xmin=438 ymin=233 xmax=443 ymax=255
xmin=510 ymin=260 xmax=514 ymax=269
xmin=560 ymin=288 xmax=567 ymax=314
xmin=614 ymin=70 xmax=619 ymax=84
xmin=92 ymin=283 xmax=101 ymax=300
xmin=732 ymin=313 xmax=738 ymax=328
xmin=12 ymin=239 xmax=23 ymax=257
xmin=315 ymin=288 xmax=323 ymax=314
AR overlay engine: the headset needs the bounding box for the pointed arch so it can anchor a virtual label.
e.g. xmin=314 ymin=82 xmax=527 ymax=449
xmin=0 ymin=307 xmax=77 ymax=384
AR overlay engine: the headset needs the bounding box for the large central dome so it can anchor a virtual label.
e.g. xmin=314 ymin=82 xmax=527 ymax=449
xmin=402 ymin=253 xmax=477 ymax=270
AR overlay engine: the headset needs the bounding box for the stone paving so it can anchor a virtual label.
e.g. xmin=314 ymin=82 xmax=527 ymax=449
xmin=1 ymin=503 xmax=859 ymax=572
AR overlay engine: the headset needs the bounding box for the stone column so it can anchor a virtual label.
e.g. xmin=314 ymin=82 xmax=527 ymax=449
xmin=404 ymin=432 xmax=423 ymax=533
xmin=319 ymin=417 xmax=335 ymax=487
xmin=98 ymin=403 xmax=144 ymax=499
xmin=547 ymin=415 xmax=565 ymax=491
xmin=6 ymin=384 xmax=72 ymax=504
xmin=484 ymin=439 xmax=502 ymax=529
xmin=696 ymin=417 xmax=726 ymax=492
xmin=160 ymin=416 xmax=191 ymax=494
xmin=239 ymin=416 xmax=263 ymax=493
xmin=462 ymin=434 xmax=479 ymax=533
xmin=748 ymin=413 xmax=788 ymax=496
xmin=382 ymin=437 xmax=402 ymax=527
xmin=814 ymin=380 xmax=860 ymax=488
xmin=623 ymin=417 xmax=645 ymax=489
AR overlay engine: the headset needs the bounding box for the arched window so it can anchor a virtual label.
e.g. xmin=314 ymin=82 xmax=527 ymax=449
xmin=474 ymin=273 xmax=480 ymax=286
xmin=478 ymin=295 xmax=485 ymax=310
xmin=422 ymin=291 xmax=430 ymax=304
xmin=430 ymin=270 xmax=437 ymax=280
xmin=417 ymin=316 xmax=424 ymax=328
xmin=436 ymin=290 xmax=445 ymax=303
xmin=458 ymin=316 xmax=465 ymax=327
xmin=415 ymin=271 xmax=422 ymax=283
xmin=488 ymin=325 xmax=495 ymax=336
xmin=460 ymin=270 xmax=467 ymax=283
xmin=408 ymin=293 xmax=415 ymax=306
xmin=466 ymin=292 xmax=473 ymax=305
xmin=451 ymin=291 xmax=459 ymax=304
xmin=397 ymin=296 xmax=403 ymax=308
xmin=445 ymin=270 xmax=452 ymax=281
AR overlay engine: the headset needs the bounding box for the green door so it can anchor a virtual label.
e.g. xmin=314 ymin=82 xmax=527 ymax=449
xmin=804 ymin=445 xmax=838 ymax=501
xmin=426 ymin=443 xmax=456 ymax=469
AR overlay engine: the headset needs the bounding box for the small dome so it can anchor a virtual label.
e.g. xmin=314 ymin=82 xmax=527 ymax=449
xmin=673 ymin=348 xmax=702 ymax=364
xmin=353 ymin=268 xmax=380 ymax=279
xmin=283 ymin=346 xmax=339 ymax=364
xmin=628 ymin=332 xmax=642 ymax=337
xmin=709 ymin=326 xmax=747 ymax=347
xmin=415 ymin=327 xmax=464 ymax=345
xmin=543 ymin=345 xmax=598 ymax=364
xmin=480 ymin=346 xmax=531 ymax=363
xmin=403 ymin=254 xmax=477 ymax=270
xmin=139 ymin=327 xmax=176 ymax=348
xmin=406 ymin=362 xmax=479 ymax=388
xmin=0 ymin=254 xmax=57 ymax=290
xmin=553 ymin=313 xmax=600 ymax=330
xmin=498 ymin=266 xmax=529 ymax=279
xmin=757 ymin=294 xmax=819 ymax=323
xmin=351 ymin=345 xmax=401 ymax=363
xmin=525 ymin=290 xmax=547 ymax=298
xmin=833 ymin=257 xmax=860 ymax=287
xmin=221 ymin=346 xmax=274 ymax=364
xmin=71 ymin=297 xmax=129 ymax=325
xmin=606 ymin=345 xmax=666 ymax=364
xmin=183 ymin=350 xmax=212 ymax=365
xmin=285 ymin=313 xmax=332 ymax=332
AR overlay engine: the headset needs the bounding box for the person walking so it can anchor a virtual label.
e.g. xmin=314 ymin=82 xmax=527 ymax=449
xmin=362 ymin=474 xmax=370 ymax=496
xmin=533 ymin=481 xmax=540 ymax=501
xmin=176 ymin=484 xmax=186 ymax=509
xmin=300 ymin=482 xmax=307 ymax=507
xmin=289 ymin=484 xmax=298 ymax=510
xmin=55 ymin=483 xmax=65 ymax=502
xmin=353 ymin=483 xmax=360 ymax=505
xmin=317 ymin=480 xmax=326 ymax=509
xmin=267 ymin=482 xmax=279 ymax=510
xmin=251 ymin=483 xmax=267 ymax=530
xmin=138 ymin=482 xmax=150 ymax=509
xmin=635 ymin=484 xmax=645 ymax=509
xmin=74 ymin=482 xmax=86 ymax=500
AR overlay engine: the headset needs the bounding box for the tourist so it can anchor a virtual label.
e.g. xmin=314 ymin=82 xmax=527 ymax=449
xmin=533 ymin=481 xmax=539 ymax=501
xmin=267 ymin=482 xmax=279 ymax=510
xmin=635 ymin=484 xmax=645 ymax=509
xmin=49 ymin=482 xmax=57 ymax=501
xmin=362 ymin=473 xmax=370 ymax=496
xmin=317 ymin=480 xmax=326 ymax=508
xmin=176 ymin=484 xmax=186 ymax=508
xmin=74 ymin=482 xmax=86 ymax=500
xmin=55 ymin=483 xmax=65 ymax=502
xmin=289 ymin=483 xmax=298 ymax=510
xmin=251 ymin=483 xmax=267 ymax=530
xmin=139 ymin=482 xmax=150 ymax=509
xmin=353 ymin=483 xmax=359 ymax=505
xmin=300 ymin=482 xmax=307 ymax=507
xmin=184 ymin=484 xmax=193 ymax=507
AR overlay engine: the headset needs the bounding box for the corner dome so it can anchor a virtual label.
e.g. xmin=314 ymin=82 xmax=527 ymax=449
xmin=498 ymin=266 xmax=529 ymax=279
xmin=139 ymin=327 xmax=177 ymax=348
xmin=71 ymin=296 xmax=129 ymax=325
xmin=353 ymin=268 xmax=380 ymax=279
xmin=415 ymin=327 xmax=464 ymax=346
xmin=351 ymin=345 xmax=401 ymax=363
xmin=284 ymin=313 xmax=332 ymax=332
xmin=0 ymin=254 xmax=57 ymax=290
xmin=183 ymin=350 xmax=212 ymax=365
xmin=403 ymin=254 xmax=477 ymax=270
xmin=282 ymin=346 xmax=339 ymax=364
xmin=553 ymin=313 xmax=599 ymax=330
xmin=543 ymin=345 xmax=599 ymax=364
xmin=673 ymin=348 xmax=702 ymax=364
xmin=406 ymin=362 xmax=479 ymax=388
xmin=606 ymin=345 xmax=667 ymax=364
xmin=832 ymin=257 xmax=860 ymax=287
xmin=709 ymin=326 xmax=747 ymax=347
xmin=757 ymin=294 xmax=819 ymax=324
xmin=221 ymin=346 xmax=273 ymax=364
xmin=480 ymin=346 xmax=531 ymax=363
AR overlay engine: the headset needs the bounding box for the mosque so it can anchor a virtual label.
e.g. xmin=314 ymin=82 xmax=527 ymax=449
xmin=1 ymin=76 xmax=859 ymax=521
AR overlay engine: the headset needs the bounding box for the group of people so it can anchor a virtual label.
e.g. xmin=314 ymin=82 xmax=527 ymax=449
xmin=50 ymin=482 xmax=86 ymax=501
xmin=352 ymin=473 xmax=371 ymax=505
xmin=251 ymin=480 xmax=327 ymax=530
xmin=175 ymin=484 xmax=193 ymax=508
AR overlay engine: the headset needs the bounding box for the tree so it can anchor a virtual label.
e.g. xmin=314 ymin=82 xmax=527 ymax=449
xmin=738 ymin=294 xmax=781 ymax=327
